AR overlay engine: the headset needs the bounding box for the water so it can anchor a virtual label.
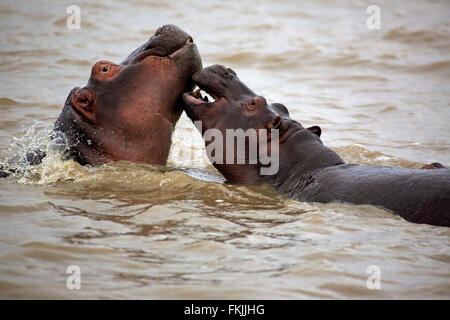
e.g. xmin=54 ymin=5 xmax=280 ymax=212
xmin=0 ymin=0 xmax=449 ymax=299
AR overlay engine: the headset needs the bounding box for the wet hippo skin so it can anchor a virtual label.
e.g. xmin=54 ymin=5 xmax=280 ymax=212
xmin=182 ymin=64 xmax=450 ymax=227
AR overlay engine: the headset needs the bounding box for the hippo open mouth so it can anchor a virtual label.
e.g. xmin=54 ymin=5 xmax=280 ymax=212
xmin=191 ymin=87 xmax=216 ymax=103
xmin=182 ymin=69 xmax=230 ymax=108
xmin=182 ymin=82 xmax=222 ymax=116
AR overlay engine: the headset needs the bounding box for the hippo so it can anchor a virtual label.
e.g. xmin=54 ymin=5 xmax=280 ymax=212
xmin=0 ymin=25 xmax=202 ymax=176
xmin=182 ymin=65 xmax=450 ymax=227
xmin=55 ymin=24 xmax=202 ymax=165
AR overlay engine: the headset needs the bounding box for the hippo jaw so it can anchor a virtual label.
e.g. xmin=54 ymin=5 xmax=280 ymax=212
xmin=55 ymin=25 xmax=202 ymax=165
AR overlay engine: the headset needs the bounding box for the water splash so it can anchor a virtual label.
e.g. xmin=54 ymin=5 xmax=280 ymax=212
xmin=167 ymin=115 xmax=210 ymax=167
xmin=1 ymin=118 xmax=218 ymax=186
xmin=1 ymin=120 xmax=76 ymax=184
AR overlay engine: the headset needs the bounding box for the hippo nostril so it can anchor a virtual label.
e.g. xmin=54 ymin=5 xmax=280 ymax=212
xmin=227 ymin=68 xmax=237 ymax=76
xmin=250 ymin=99 xmax=255 ymax=106
xmin=186 ymin=36 xmax=193 ymax=44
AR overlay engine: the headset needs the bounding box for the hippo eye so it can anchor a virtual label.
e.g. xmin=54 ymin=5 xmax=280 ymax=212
xmin=101 ymin=65 xmax=110 ymax=73
xmin=246 ymin=98 xmax=257 ymax=110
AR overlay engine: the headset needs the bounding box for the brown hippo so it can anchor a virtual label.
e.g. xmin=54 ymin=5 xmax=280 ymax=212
xmin=1 ymin=25 xmax=201 ymax=176
xmin=54 ymin=24 xmax=202 ymax=165
xmin=182 ymin=65 xmax=450 ymax=227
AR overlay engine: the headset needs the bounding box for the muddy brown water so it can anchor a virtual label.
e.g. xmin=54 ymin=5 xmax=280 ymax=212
xmin=0 ymin=0 xmax=449 ymax=299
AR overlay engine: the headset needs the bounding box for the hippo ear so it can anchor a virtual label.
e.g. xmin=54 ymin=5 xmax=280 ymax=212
xmin=307 ymin=126 xmax=321 ymax=137
xmin=71 ymin=88 xmax=95 ymax=122
xmin=271 ymin=103 xmax=290 ymax=117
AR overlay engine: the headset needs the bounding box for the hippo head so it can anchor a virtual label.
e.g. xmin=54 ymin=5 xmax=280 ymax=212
xmin=183 ymin=64 xmax=281 ymax=129
xmin=182 ymin=65 xmax=289 ymax=183
xmin=55 ymin=25 xmax=202 ymax=165
xmin=182 ymin=64 xmax=329 ymax=183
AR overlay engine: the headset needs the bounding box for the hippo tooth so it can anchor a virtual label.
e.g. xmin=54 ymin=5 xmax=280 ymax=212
xmin=193 ymin=88 xmax=201 ymax=98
